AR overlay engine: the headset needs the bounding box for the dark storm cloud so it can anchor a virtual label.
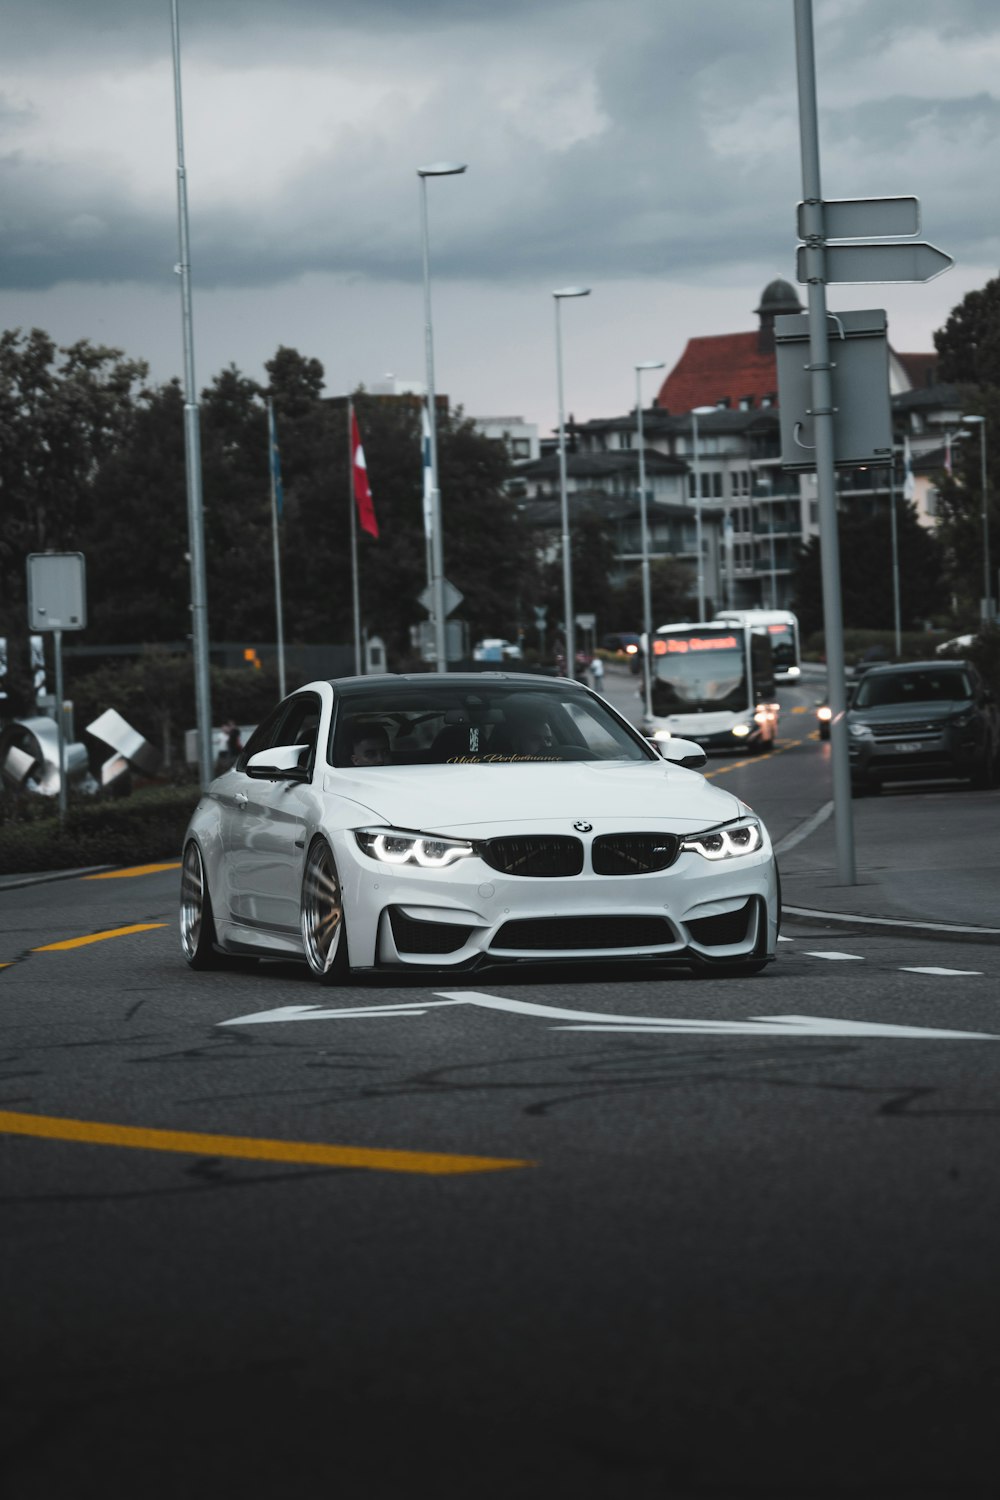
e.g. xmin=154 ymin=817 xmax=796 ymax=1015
xmin=0 ymin=1 xmax=996 ymax=294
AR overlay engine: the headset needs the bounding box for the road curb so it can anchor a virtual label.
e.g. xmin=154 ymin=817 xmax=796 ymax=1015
xmin=781 ymin=904 xmax=1000 ymax=943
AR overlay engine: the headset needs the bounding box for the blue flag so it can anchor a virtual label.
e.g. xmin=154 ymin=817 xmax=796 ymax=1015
xmin=268 ymin=399 xmax=284 ymax=518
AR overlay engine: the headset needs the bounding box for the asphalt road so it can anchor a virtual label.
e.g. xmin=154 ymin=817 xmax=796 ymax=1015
xmin=3 ymin=673 xmax=999 ymax=1500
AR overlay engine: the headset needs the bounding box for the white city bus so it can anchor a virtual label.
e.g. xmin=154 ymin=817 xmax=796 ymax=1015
xmin=645 ymin=621 xmax=779 ymax=755
xmin=714 ymin=609 xmax=801 ymax=681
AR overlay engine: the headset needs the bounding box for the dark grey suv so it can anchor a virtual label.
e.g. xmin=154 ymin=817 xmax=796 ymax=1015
xmin=848 ymin=660 xmax=999 ymax=794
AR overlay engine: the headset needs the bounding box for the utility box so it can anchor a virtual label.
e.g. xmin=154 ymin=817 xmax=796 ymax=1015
xmin=27 ymin=552 xmax=87 ymax=631
xmin=775 ymin=309 xmax=893 ymax=471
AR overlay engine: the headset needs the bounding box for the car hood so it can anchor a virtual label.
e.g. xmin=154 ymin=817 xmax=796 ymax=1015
xmin=325 ymin=760 xmax=743 ymax=833
xmin=851 ymin=700 xmax=969 ymax=724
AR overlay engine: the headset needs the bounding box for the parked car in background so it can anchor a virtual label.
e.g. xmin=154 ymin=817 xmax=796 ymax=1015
xmin=935 ymin=633 xmax=977 ymax=657
xmin=847 ymin=660 xmax=999 ymax=793
xmin=602 ymin=633 xmax=643 ymax=673
xmin=472 ymin=638 xmax=522 ymax=662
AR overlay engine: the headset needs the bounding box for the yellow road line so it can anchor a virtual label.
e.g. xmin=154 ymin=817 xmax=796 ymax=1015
xmin=0 ymin=1110 xmax=531 ymax=1176
xmin=85 ymin=863 xmax=181 ymax=880
xmin=704 ymin=738 xmax=803 ymax=779
xmin=33 ymin=923 xmax=167 ymax=952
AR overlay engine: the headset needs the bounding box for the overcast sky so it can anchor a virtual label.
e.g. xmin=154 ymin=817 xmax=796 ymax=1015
xmin=2 ymin=0 xmax=998 ymax=435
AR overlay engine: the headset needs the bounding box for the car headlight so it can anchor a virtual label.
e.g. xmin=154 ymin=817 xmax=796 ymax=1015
xmin=949 ymin=708 xmax=976 ymax=729
xmin=816 ymin=705 xmax=832 ymax=723
xmin=848 ymin=721 xmax=872 ymax=738
xmin=731 ymin=722 xmax=752 ymax=738
xmin=355 ymin=827 xmax=475 ymax=868
xmin=680 ymin=817 xmax=763 ymax=861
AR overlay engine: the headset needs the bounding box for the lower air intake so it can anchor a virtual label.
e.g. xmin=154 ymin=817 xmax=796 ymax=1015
xmin=492 ymin=915 xmax=674 ymax=951
xmin=686 ymin=902 xmax=753 ymax=947
xmin=389 ymin=909 xmax=472 ymax=955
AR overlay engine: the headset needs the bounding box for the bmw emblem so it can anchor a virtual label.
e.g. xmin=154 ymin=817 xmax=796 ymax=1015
xmin=573 ymin=820 xmax=593 ymax=832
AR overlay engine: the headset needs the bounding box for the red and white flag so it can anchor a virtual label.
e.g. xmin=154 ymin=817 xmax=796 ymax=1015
xmin=351 ymin=409 xmax=379 ymax=538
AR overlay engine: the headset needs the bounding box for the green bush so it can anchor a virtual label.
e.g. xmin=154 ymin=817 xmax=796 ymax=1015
xmin=0 ymin=783 xmax=201 ymax=874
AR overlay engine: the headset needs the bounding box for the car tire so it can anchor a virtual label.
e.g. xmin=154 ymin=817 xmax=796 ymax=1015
xmin=179 ymin=839 xmax=223 ymax=969
xmin=301 ymin=837 xmax=351 ymax=984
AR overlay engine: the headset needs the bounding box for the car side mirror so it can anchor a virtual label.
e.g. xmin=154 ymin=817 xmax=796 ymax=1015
xmin=245 ymin=744 xmax=311 ymax=781
xmin=648 ymin=736 xmax=708 ymax=770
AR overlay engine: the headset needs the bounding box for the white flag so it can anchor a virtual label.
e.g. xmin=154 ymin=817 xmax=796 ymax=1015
xmin=421 ymin=401 xmax=434 ymax=542
xmin=903 ymin=435 xmax=916 ymax=500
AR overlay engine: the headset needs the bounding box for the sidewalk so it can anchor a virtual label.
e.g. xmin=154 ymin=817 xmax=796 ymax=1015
xmin=776 ymin=790 xmax=1000 ymax=937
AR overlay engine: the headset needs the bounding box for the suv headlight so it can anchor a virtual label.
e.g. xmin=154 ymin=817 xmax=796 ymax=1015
xmin=680 ymin=816 xmax=763 ymax=861
xmin=949 ymin=708 xmax=976 ymax=729
xmin=355 ymin=827 xmax=475 ymax=868
xmin=848 ymin=721 xmax=872 ymax=738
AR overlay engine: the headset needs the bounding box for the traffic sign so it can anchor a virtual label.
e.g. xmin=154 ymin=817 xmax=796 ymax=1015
xmin=797 ymin=195 xmax=919 ymax=242
xmin=796 ymin=240 xmax=953 ymax=285
xmin=532 ymin=605 xmax=548 ymax=626
xmin=417 ymin=578 xmax=464 ymax=617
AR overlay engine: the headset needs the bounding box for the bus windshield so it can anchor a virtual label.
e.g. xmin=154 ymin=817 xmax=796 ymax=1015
xmin=766 ymin=623 xmax=796 ymax=671
xmin=651 ymin=632 xmax=748 ymax=714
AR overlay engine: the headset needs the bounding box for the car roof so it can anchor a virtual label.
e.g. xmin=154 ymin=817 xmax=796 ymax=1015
xmin=859 ymin=659 xmax=970 ymax=676
xmin=320 ymin=672 xmax=587 ymax=693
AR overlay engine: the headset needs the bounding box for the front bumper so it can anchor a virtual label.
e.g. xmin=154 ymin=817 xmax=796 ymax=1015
xmin=849 ymin=723 xmax=986 ymax=782
xmin=336 ymin=822 xmax=778 ymax=972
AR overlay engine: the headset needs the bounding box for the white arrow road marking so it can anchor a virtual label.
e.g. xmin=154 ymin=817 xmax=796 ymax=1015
xmin=803 ymin=951 xmax=865 ymax=961
xmin=219 ymin=1000 xmax=467 ymax=1027
xmin=217 ymin=991 xmax=998 ymax=1042
xmin=433 ymin=992 xmax=996 ymax=1041
xmin=899 ymin=967 xmax=984 ymax=977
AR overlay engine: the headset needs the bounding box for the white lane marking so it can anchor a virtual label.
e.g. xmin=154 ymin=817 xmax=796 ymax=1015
xmin=778 ymin=936 xmax=795 ymax=943
xmin=773 ymin=801 xmax=833 ymax=855
xmin=899 ymin=967 xmax=984 ymax=977
xmin=217 ymin=992 xmax=999 ymax=1042
xmin=782 ymin=905 xmax=1000 ymax=937
xmin=803 ymin=951 xmax=865 ymax=961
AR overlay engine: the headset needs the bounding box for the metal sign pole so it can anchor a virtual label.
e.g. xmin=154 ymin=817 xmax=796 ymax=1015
xmin=794 ymin=0 xmax=856 ymax=884
xmin=53 ymin=627 xmax=67 ymax=826
xmin=171 ymin=0 xmax=214 ymax=788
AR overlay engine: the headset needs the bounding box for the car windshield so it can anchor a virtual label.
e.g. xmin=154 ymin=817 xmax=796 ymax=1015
xmin=330 ymin=681 xmax=653 ymax=767
xmin=853 ymin=669 xmax=973 ymax=709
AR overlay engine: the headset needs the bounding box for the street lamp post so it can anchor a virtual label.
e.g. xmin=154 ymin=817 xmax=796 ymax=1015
xmin=418 ymin=161 xmax=467 ymax=670
xmin=690 ymin=406 xmax=715 ymax=620
xmin=554 ymin=287 xmax=591 ymax=678
xmin=635 ymin=360 xmax=665 ymax=721
xmin=960 ymin=414 xmax=992 ymax=622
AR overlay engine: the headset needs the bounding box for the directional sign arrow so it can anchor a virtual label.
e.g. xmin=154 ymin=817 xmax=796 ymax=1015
xmin=797 ymin=240 xmax=954 ymax=285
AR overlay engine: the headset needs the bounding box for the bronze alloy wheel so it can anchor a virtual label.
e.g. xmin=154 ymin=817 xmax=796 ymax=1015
xmin=301 ymin=839 xmax=349 ymax=982
xmin=180 ymin=840 xmax=220 ymax=968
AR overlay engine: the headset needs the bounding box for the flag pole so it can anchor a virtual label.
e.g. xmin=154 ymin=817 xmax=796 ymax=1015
xmin=348 ymin=399 xmax=363 ymax=675
xmin=267 ymin=399 xmax=287 ymax=699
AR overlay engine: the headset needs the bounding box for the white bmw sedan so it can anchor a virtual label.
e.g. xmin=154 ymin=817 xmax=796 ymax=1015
xmin=180 ymin=673 xmax=779 ymax=981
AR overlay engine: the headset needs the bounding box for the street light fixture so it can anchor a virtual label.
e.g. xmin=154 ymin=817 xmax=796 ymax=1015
xmin=959 ymin=414 xmax=993 ymax=622
xmin=418 ymin=161 xmax=467 ymax=670
xmin=690 ymin=405 xmax=716 ymax=620
xmin=553 ymin=286 xmax=591 ymax=678
xmin=634 ymin=360 xmax=665 ymax=721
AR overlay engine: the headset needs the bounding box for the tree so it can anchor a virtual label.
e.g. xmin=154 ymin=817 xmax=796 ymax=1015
xmin=790 ymin=500 xmax=948 ymax=634
xmin=0 ymin=329 xmax=148 ymax=711
xmin=934 ymin=276 xmax=1000 ymax=387
xmin=611 ymin=556 xmax=699 ymax=631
